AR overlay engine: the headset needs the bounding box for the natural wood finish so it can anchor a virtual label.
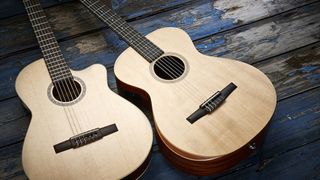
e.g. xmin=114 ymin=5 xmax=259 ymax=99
xmin=2 ymin=0 xmax=319 ymax=179
xmin=15 ymin=59 xmax=153 ymax=179
xmin=114 ymin=27 xmax=276 ymax=172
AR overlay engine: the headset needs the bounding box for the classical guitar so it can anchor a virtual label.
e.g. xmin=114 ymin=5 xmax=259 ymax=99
xmin=80 ymin=0 xmax=277 ymax=175
xmin=16 ymin=0 xmax=152 ymax=179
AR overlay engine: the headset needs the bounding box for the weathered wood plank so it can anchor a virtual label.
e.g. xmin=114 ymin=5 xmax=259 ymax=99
xmin=0 ymin=3 xmax=319 ymax=149
xmin=255 ymin=42 xmax=320 ymax=99
xmin=215 ymin=139 xmax=320 ymax=180
xmin=0 ymin=0 xmax=71 ymax=19
xmin=0 ymin=1 xmax=319 ymax=101
xmin=196 ymin=2 xmax=320 ymax=63
xmin=2 ymin=87 xmax=319 ymax=179
xmin=1 ymin=0 xmax=317 ymax=58
xmin=0 ymin=0 xmax=194 ymax=58
xmin=0 ymin=142 xmax=26 ymax=180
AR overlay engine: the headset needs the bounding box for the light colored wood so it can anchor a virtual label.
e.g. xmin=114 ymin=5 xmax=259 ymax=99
xmin=114 ymin=27 xmax=276 ymax=159
xmin=15 ymin=59 xmax=153 ymax=179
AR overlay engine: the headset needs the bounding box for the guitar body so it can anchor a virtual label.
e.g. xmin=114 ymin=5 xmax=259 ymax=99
xmin=16 ymin=60 xmax=153 ymax=179
xmin=114 ymin=27 xmax=276 ymax=175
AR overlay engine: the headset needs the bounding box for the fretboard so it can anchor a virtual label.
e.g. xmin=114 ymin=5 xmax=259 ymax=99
xmin=80 ymin=0 xmax=164 ymax=63
xmin=23 ymin=0 xmax=72 ymax=82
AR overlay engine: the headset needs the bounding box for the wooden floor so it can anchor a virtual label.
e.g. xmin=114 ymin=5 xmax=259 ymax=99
xmin=1 ymin=0 xmax=320 ymax=179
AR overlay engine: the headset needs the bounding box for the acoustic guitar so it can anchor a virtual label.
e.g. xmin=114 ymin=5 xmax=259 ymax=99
xmin=80 ymin=0 xmax=277 ymax=175
xmin=16 ymin=0 xmax=153 ymax=179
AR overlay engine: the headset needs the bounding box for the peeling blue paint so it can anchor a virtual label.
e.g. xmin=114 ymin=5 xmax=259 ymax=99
xmin=196 ymin=36 xmax=226 ymax=53
xmin=183 ymin=2 xmax=236 ymax=40
xmin=112 ymin=0 xmax=127 ymax=10
xmin=180 ymin=16 xmax=196 ymax=26
xmin=299 ymin=65 xmax=318 ymax=73
xmin=306 ymin=74 xmax=320 ymax=81
xmin=288 ymin=71 xmax=296 ymax=77
xmin=126 ymin=9 xmax=151 ymax=19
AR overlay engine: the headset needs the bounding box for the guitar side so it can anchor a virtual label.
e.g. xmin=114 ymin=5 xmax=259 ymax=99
xmin=16 ymin=59 xmax=153 ymax=179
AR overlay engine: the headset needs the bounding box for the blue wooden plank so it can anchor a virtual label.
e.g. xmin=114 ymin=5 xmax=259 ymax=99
xmin=0 ymin=0 xmax=71 ymax=19
xmin=0 ymin=2 xmax=319 ymax=101
xmin=213 ymin=139 xmax=320 ymax=180
xmin=255 ymin=42 xmax=320 ymax=99
xmin=0 ymin=0 xmax=194 ymax=58
xmin=1 ymin=0 xmax=316 ymax=58
xmin=194 ymin=3 xmax=320 ymax=62
xmin=0 ymin=142 xmax=26 ymax=180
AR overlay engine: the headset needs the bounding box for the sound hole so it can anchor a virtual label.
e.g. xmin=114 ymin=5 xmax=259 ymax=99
xmin=52 ymin=79 xmax=82 ymax=103
xmin=153 ymin=56 xmax=185 ymax=80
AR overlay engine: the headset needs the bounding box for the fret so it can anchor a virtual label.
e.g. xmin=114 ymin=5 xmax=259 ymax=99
xmin=43 ymin=51 xmax=63 ymax=58
xmin=34 ymin=26 xmax=51 ymax=32
xmin=30 ymin=16 xmax=45 ymax=22
xmin=87 ymin=0 xmax=99 ymax=8
xmin=26 ymin=10 xmax=42 ymax=15
xmin=36 ymin=32 xmax=53 ymax=38
xmin=42 ymin=46 xmax=59 ymax=52
xmin=25 ymin=3 xmax=38 ymax=9
xmin=33 ymin=21 xmax=48 ymax=27
xmin=52 ymin=73 xmax=73 ymax=82
xmin=39 ymin=41 xmax=57 ymax=48
xmin=80 ymin=0 xmax=164 ymax=62
xmin=45 ymin=58 xmax=65 ymax=65
xmin=47 ymin=62 xmax=69 ymax=69
xmin=49 ymin=67 xmax=70 ymax=75
xmin=34 ymin=26 xmax=52 ymax=34
xmin=46 ymin=56 xmax=65 ymax=65
xmin=23 ymin=0 xmax=72 ymax=83
xmin=95 ymin=4 xmax=106 ymax=12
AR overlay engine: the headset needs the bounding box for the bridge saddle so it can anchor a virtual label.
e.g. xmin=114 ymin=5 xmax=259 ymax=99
xmin=54 ymin=124 xmax=118 ymax=153
xmin=187 ymin=82 xmax=237 ymax=124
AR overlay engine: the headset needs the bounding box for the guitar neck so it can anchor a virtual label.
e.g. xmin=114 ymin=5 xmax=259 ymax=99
xmin=23 ymin=0 xmax=72 ymax=82
xmin=80 ymin=0 xmax=164 ymax=63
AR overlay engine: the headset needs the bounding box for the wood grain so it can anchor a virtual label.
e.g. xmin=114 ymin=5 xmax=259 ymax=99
xmin=1 ymin=0 xmax=320 ymax=178
xmin=196 ymin=2 xmax=320 ymax=63
xmin=15 ymin=59 xmax=153 ymax=179
xmin=1 ymin=1 xmax=319 ymax=101
xmin=1 ymin=35 xmax=319 ymax=151
xmin=1 ymin=0 xmax=317 ymax=58
xmin=0 ymin=0 xmax=193 ymax=58
xmin=2 ymin=87 xmax=319 ymax=179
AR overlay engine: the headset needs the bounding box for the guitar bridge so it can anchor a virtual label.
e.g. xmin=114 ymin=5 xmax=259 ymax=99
xmin=187 ymin=83 xmax=237 ymax=124
xmin=53 ymin=124 xmax=118 ymax=153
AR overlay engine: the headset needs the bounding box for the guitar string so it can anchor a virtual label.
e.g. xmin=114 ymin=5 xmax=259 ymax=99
xmin=84 ymin=0 xmax=208 ymax=104
xmin=31 ymin=0 xmax=101 ymax=133
xmin=37 ymin=0 xmax=94 ymax=132
xmin=85 ymin=0 xmax=208 ymax=100
xmin=27 ymin=0 xmax=85 ymax=134
xmin=24 ymin=0 xmax=78 ymax=134
xmin=120 ymin=21 xmax=208 ymax=100
xmin=25 ymin=0 xmax=85 ymax=134
xmin=30 ymin=0 xmax=94 ymax=132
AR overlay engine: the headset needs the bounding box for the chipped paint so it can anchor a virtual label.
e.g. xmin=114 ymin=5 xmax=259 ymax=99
xmin=68 ymin=34 xmax=107 ymax=54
